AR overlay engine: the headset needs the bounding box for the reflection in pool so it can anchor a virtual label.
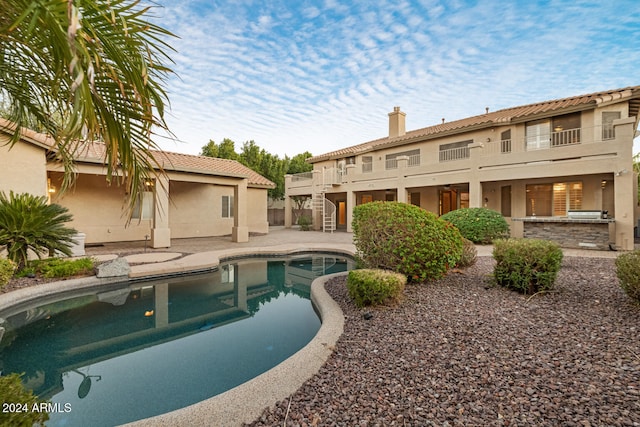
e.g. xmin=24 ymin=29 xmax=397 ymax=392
xmin=0 ymin=253 xmax=354 ymax=427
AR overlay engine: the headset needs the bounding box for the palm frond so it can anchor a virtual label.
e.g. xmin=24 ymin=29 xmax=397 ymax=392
xmin=1 ymin=0 xmax=176 ymax=215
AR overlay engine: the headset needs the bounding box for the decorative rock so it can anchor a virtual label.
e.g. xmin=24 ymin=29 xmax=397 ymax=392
xmin=96 ymin=257 xmax=131 ymax=278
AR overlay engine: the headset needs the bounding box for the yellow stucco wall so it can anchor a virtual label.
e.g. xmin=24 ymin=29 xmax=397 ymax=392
xmin=48 ymin=172 xmax=270 ymax=244
xmin=49 ymin=172 xmax=153 ymax=243
xmin=0 ymin=136 xmax=48 ymax=197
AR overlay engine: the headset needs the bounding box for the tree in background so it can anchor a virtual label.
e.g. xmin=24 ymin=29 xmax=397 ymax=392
xmin=0 ymin=0 xmax=175 ymax=214
xmin=200 ymin=139 xmax=312 ymax=200
xmin=200 ymin=138 xmax=239 ymax=160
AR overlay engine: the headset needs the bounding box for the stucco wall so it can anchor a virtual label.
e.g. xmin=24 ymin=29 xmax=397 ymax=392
xmin=168 ymin=181 xmax=234 ymax=238
xmin=247 ymin=187 xmax=269 ymax=234
xmin=0 ymin=137 xmax=48 ymax=197
xmin=49 ymin=172 xmax=152 ymax=244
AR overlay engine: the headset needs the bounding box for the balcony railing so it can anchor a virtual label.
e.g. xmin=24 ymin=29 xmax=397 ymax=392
xmin=550 ymin=128 xmax=581 ymax=147
xmin=439 ymin=146 xmax=470 ymax=162
xmin=501 ymin=139 xmax=512 ymax=153
xmin=291 ymin=172 xmax=313 ymax=182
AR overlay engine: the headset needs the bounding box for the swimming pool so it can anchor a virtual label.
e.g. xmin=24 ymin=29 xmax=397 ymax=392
xmin=0 ymin=252 xmax=354 ymax=427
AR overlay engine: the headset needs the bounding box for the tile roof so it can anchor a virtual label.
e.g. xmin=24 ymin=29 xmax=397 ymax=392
xmin=0 ymin=118 xmax=275 ymax=188
xmin=309 ymin=85 xmax=640 ymax=163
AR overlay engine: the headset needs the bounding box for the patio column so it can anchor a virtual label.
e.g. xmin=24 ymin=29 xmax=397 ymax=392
xmin=151 ymin=174 xmax=171 ymax=248
xmin=346 ymin=190 xmax=356 ymax=232
xmin=284 ymin=195 xmax=292 ymax=228
xmin=396 ymin=155 xmax=409 ymax=203
xmin=612 ymin=117 xmax=636 ymax=250
xmin=232 ymin=178 xmax=249 ymax=243
xmin=468 ymin=141 xmax=484 ymax=208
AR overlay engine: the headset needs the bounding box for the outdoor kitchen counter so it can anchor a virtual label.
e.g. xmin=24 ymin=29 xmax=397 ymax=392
xmin=512 ymin=217 xmax=615 ymax=250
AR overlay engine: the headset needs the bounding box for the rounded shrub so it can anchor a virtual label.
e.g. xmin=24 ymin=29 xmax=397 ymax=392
xmin=492 ymin=238 xmax=563 ymax=295
xmin=347 ymin=269 xmax=407 ymax=307
xmin=456 ymin=238 xmax=477 ymax=268
xmin=0 ymin=373 xmax=49 ymax=426
xmin=0 ymin=258 xmax=16 ymax=288
xmin=352 ymin=201 xmax=463 ymax=282
xmin=615 ymin=250 xmax=640 ymax=303
xmin=440 ymin=207 xmax=509 ymax=244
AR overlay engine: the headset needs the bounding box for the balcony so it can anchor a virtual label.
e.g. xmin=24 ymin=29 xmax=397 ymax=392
xmin=527 ymin=127 xmax=581 ymax=151
xmin=439 ymin=146 xmax=470 ymax=162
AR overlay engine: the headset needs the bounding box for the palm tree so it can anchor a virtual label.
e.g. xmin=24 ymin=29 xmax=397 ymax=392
xmin=0 ymin=192 xmax=77 ymax=271
xmin=0 ymin=0 xmax=175 ymax=213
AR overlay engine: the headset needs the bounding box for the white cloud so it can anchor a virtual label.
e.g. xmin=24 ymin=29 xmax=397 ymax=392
xmin=149 ymin=0 xmax=640 ymax=157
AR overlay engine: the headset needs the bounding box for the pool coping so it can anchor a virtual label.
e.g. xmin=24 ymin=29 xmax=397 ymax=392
xmin=0 ymin=244 xmax=355 ymax=427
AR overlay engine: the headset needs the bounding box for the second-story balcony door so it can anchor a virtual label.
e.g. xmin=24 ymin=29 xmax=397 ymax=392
xmin=526 ymin=120 xmax=551 ymax=150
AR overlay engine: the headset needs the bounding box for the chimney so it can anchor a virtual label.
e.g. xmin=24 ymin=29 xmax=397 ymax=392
xmin=388 ymin=106 xmax=406 ymax=138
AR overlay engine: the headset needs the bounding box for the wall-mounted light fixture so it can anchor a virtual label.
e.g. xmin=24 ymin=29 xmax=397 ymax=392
xmin=615 ymin=169 xmax=628 ymax=176
xmin=47 ymin=178 xmax=56 ymax=193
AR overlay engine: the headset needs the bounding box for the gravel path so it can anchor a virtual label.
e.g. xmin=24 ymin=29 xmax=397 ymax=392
xmin=248 ymin=256 xmax=640 ymax=426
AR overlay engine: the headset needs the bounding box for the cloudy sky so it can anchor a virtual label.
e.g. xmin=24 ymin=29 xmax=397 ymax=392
xmin=149 ymin=0 xmax=640 ymax=157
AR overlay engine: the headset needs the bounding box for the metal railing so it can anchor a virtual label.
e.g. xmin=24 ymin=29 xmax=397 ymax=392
xmin=501 ymin=139 xmax=512 ymax=153
xmin=291 ymin=172 xmax=313 ymax=182
xmin=550 ymin=128 xmax=581 ymax=147
xmin=386 ymin=158 xmax=398 ymax=170
xmin=439 ymin=146 xmax=470 ymax=162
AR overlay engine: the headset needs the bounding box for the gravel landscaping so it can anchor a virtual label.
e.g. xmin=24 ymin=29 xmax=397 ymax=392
xmin=249 ymin=256 xmax=640 ymax=426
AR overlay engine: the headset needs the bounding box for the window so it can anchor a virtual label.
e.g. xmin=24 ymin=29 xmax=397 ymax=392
xmin=386 ymin=149 xmax=420 ymax=169
xmin=222 ymin=195 xmax=234 ymax=218
xmin=221 ymin=264 xmax=235 ymax=283
xmin=132 ymin=191 xmax=154 ymax=220
xmin=602 ymin=111 xmax=621 ymax=140
xmin=526 ymin=120 xmax=550 ymax=150
xmin=362 ymin=156 xmax=373 ymax=173
xmin=526 ymin=182 xmax=582 ymax=216
xmin=500 ymin=129 xmax=512 ymax=153
xmin=361 ymin=194 xmax=373 ymax=204
xmin=439 ymin=140 xmax=471 ymax=161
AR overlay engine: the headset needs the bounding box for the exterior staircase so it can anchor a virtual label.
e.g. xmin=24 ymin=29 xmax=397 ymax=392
xmin=312 ymin=192 xmax=336 ymax=233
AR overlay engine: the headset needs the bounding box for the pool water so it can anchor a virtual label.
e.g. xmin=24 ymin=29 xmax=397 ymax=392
xmin=0 ymin=253 xmax=353 ymax=427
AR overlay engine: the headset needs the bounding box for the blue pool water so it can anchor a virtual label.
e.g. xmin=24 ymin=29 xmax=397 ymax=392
xmin=0 ymin=253 xmax=353 ymax=427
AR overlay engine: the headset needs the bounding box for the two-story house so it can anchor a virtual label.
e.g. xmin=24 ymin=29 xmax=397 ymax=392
xmin=284 ymin=86 xmax=640 ymax=251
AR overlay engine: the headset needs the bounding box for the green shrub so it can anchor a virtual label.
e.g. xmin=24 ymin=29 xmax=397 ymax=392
xmin=0 ymin=258 xmax=17 ymax=287
xmin=347 ymin=269 xmax=407 ymax=307
xmin=297 ymin=214 xmax=312 ymax=231
xmin=456 ymin=238 xmax=477 ymax=268
xmin=615 ymin=250 xmax=640 ymax=303
xmin=440 ymin=207 xmax=510 ymax=244
xmin=29 ymin=257 xmax=95 ymax=278
xmin=0 ymin=373 xmax=49 ymax=426
xmin=0 ymin=192 xmax=77 ymax=270
xmin=352 ymin=201 xmax=463 ymax=282
xmin=492 ymin=239 xmax=563 ymax=295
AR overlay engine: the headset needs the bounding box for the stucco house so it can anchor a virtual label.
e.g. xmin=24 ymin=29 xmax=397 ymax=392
xmin=0 ymin=119 xmax=275 ymax=248
xmin=285 ymin=86 xmax=640 ymax=251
